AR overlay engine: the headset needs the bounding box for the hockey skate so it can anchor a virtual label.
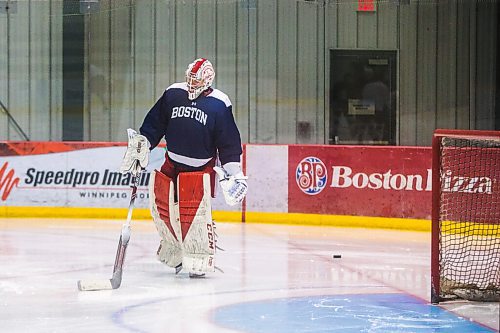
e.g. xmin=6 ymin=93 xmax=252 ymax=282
xmin=188 ymin=272 xmax=206 ymax=278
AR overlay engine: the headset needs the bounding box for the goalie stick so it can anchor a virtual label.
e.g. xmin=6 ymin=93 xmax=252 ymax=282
xmin=77 ymin=170 xmax=141 ymax=291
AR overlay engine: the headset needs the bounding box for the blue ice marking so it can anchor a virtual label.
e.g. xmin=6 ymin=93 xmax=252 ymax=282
xmin=213 ymin=293 xmax=495 ymax=332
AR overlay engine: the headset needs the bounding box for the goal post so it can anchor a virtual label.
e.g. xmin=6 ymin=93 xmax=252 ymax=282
xmin=431 ymin=129 xmax=500 ymax=303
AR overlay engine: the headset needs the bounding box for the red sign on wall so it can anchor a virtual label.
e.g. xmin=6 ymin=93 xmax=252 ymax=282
xmin=288 ymin=145 xmax=432 ymax=219
xmin=358 ymin=0 xmax=376 ymax=12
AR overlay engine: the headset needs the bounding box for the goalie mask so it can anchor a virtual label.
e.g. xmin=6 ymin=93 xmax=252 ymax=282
xmin=185 ymin=58 xmax=215 ymax=100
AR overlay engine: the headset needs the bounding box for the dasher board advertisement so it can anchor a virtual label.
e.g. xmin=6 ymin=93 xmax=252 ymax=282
xmin=288 ymin=145 xmax=432 ymax=219
xmin=0 ymin=142 xmax=165 ymax=208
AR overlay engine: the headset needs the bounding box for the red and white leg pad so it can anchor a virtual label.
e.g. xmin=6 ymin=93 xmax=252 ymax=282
xmin=178 ymin=172 xmax=216 ymax=274
xmin=149 ymin=170 xmax=183 ymax=268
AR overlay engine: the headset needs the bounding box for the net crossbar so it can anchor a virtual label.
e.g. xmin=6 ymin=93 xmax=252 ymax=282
xmin=431 ymin=130 xmax=500 ymax=303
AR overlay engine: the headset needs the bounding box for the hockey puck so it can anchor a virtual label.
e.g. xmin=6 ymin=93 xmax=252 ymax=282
xmin=333 ymin=255 xmax=342 ymax=259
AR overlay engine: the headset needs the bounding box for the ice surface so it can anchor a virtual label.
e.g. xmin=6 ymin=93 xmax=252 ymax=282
xmin=0 ymin=218 xmax=497 ymax=332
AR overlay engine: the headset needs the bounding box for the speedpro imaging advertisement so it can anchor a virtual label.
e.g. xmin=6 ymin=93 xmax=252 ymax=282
xmin=0 ymin=142 xmax=165 ymax=208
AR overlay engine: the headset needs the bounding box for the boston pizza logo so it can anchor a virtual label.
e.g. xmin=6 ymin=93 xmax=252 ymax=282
xmin=296 ymin=157 xmax=327 ymax=195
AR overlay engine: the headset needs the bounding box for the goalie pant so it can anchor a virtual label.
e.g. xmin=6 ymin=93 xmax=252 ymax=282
xmin=149 ymin=155 xmax=217 ymax=274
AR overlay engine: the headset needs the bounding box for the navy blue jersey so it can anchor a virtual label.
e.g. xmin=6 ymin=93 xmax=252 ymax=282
xmin=140 ymin=82 xmax=242 ymax=168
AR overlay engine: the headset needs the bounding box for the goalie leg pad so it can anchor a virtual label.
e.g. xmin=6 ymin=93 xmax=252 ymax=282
xmin=178 ymin=172 xmax=216 ymax=274
xmin=149 ymin=170 xmax=182 ymax=268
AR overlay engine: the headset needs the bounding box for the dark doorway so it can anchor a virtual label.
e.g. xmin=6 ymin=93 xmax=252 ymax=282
xmin=329 ymin=50 xmax=397 ymax=145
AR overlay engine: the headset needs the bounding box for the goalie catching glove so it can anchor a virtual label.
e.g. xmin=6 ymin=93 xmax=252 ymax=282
xmin=214 ymin=162 xmax=248 ymax=206
xmin=120 ymin=128 xmax=150 ymax=176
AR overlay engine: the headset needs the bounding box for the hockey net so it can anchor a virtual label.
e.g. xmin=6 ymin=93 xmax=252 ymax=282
xmin=431 ymin=129 xmax=500 ymax=303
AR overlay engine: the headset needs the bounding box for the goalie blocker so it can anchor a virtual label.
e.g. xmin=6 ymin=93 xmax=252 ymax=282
xmin=150 ymin=169 xmax=216 ymax=276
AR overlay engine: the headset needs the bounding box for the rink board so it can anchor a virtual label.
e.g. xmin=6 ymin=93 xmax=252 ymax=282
xmin=0 ymin=141 xmax=454 ymax=230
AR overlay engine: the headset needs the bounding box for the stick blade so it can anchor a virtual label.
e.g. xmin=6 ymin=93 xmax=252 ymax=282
xmin=77 ymin=279 xmax=113 ymax=291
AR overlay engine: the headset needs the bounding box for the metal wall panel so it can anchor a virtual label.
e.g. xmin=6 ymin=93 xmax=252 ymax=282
xmin=7 ymin=1 xmax=31 ymax=140
xmin=255 ymin=1 xmax=277 ymax=143
xmin=133 ymin=1 xmax=155 ymax=130
xmin=436 ymin=0 xmax=457 ymax=130
xmin=235 ymin=2 xmax=251 ymax=143
xmin=357 ymin=12 xmax=377 ymax=49
xmin=324 ymin=1 xmax=337 ymax=144
xmin=337 ymin=0 xmax=357 ymax=48
xmin=398 ymin=3 xmax=417 ymax=145
xmin=416 ymin=3 xmax=437 ymax=146
xmin=456 ymin=2 xmax=472 ymax=130
xmin=110 ymin=2 xmax=132 ymax=141
xmin=198 ymin=0 xmax=216 ymax=61
xmin=0 ymin=7 xmax=8 ymax=138
xmin=215 ymin=0 xmax=237 ymax=130
xmin=277 ymin=0 xmax=298 ymax=144
xmin=475 ymin=2 xmax=497 ymax=130
xmin=50 ymin=0 xmax=63 ymax=141
xmin=8 ymin=1 xmax=30 ymax=141
xmin=296 ymin=0 xmax=322 ymax=144
xmin=316 ymin=2 xmax=326 ymax=144
xmin=246 ymin=2 xmax=258 ymax=143
xmin=30 ymin=1 xmax=51 ymax=140
xmin=88 ymin=0 xmax=111 ymax=141
xmin=175 ymin=1 xmax=196 ymax=79
xmin=469 ymin=3 xmax=477 ymax=130
xmin=154 ymin=1 xmax=174 ymax=99
xmin=377 ymin=2 xmax=398 ymax=49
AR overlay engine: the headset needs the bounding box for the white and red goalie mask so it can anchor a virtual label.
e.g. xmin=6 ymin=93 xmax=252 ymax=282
xmin=185 ymin=58 xmax=215 ymax=100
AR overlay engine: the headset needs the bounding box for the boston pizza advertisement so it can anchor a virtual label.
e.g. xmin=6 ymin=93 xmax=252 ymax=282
xmin=289 ymin=145 xmax=433 ymax=219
